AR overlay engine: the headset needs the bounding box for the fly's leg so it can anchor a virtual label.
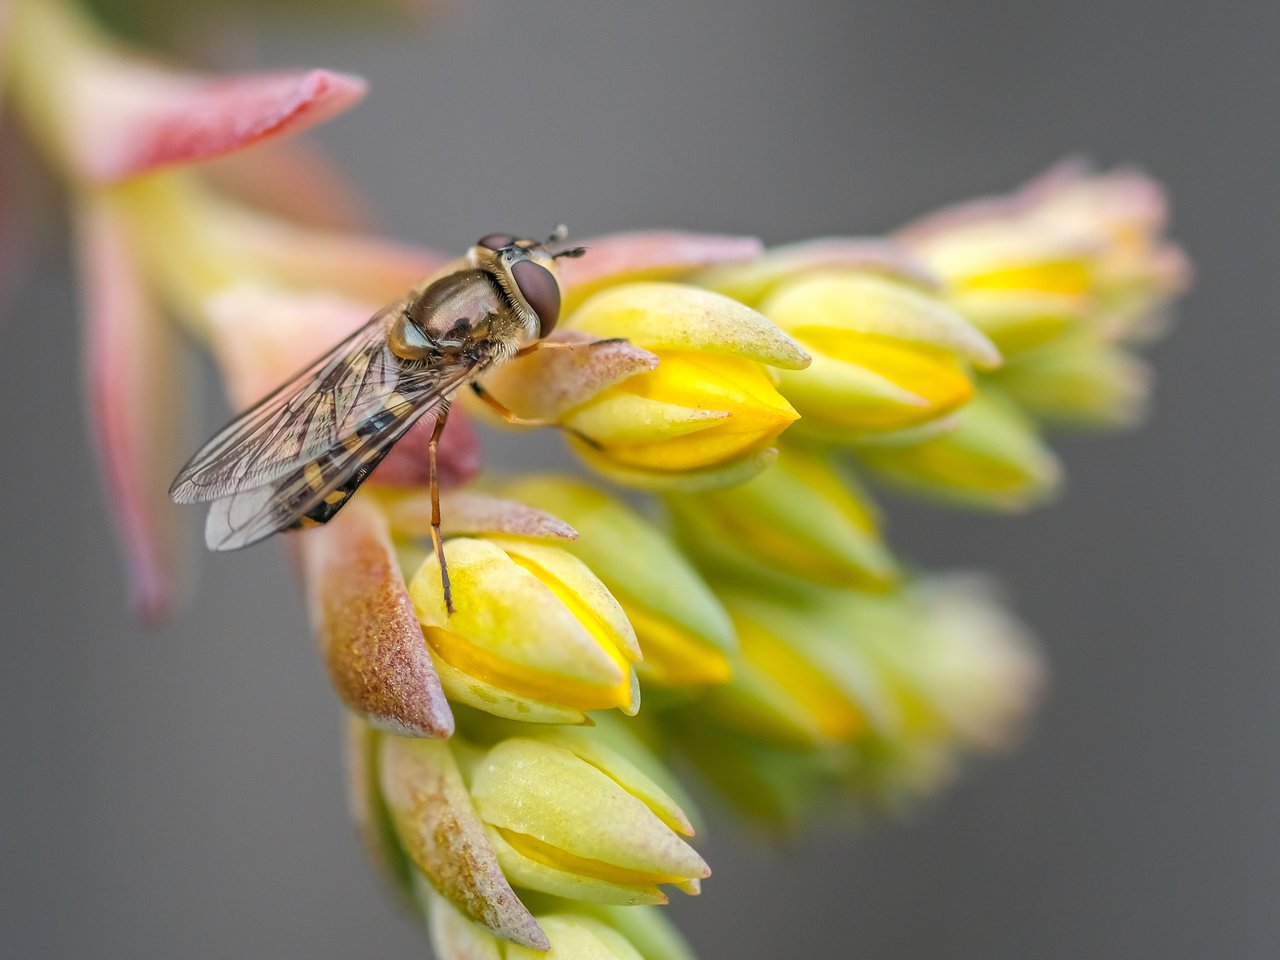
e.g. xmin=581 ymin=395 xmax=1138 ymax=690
xmin=468 ymin=381 xmax=603 ymax=450
xmin=428 ymin=406 xmax=455 ymax=615
xmin=513 ymin=337 xmax=626 ymax=360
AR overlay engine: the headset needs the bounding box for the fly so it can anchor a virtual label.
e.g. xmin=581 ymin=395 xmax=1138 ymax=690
xmin=170 ymin=229 xmax=589 ymax=613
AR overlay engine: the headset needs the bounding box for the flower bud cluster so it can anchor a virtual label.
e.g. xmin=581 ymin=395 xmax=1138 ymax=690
xmin=3 ymin=2 xmax=1189 ymax=957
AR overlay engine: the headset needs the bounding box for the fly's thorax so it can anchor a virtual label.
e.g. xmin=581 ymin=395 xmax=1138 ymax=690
xmin=389 ymin=235 xmax=569 ymax=362
xmin=389 ymin=268 xmax=518 ymax=361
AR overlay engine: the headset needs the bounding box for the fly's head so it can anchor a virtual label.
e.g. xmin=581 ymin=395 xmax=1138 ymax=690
xmin=470 ymin=228 xmax=585 ymax=345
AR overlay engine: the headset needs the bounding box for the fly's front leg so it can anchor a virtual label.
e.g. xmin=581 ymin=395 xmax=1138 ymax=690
xmin=514 ymin=337 xmax=627 ymax=359
xmin=427 ymin=405 xmax=455 ymax=615
xmin=469 ymin=381 xmax=603 ymax=450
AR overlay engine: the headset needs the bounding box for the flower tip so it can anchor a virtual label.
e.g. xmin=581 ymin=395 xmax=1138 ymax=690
xmin=87 ymin=66 xmax=372 ymax=182
xmin=131 ymin=575 xmax=174 ymax=628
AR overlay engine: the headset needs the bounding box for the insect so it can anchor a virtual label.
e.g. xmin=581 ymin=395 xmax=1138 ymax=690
xmin=170 ymin=229 xmax=588 ymax=612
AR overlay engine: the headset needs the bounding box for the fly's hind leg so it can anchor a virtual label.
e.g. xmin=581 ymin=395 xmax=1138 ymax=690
xmin=468 ymin=381 xmax=603 ymax=450
xmin=428 ymin=405 xmax=455 ymax=615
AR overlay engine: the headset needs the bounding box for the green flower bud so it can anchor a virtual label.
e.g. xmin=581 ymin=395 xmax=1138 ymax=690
xmin=469 ymin=737 xmax=709 ymax=905
xmin=855 ymin=388 xmax=1061 ymax=511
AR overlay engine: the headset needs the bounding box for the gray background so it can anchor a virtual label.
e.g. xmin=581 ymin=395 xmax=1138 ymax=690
xmin=3 ymin=1 xmax=1277 ymax=957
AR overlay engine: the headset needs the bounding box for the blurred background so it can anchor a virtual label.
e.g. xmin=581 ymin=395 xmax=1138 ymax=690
xmin=2 ymin=0 xmax=1277 ymax=957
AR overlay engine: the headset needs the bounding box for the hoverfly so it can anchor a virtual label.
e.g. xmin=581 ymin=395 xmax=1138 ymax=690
xmin=170 ymin=229 xmax=587 ymax=612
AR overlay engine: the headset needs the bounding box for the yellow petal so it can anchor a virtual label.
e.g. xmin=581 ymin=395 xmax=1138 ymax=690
xmin=565 ymin=351 xmax=799 ymax=471
xmin=779 ymin=335 xmax=976 ymax=435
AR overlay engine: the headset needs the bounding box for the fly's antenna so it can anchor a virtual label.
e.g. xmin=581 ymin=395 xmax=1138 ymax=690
xmin=552 ymin=245 xmax=587 ymax=260
xmin=545 ymin=224 xmax=569 ymax=246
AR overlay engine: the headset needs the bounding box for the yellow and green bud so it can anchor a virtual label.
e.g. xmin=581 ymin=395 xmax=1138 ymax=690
xmin=699 ymin=590 xmax=899 ymax=748
xmin=502 ymin=475 xmax=736 ymax=687
xmin=760 ymin=270 xmax=1001 ymax=437
xmin=408 ymin=535 xmax=641 ymax=724
xmin=858 ymin=576 xmax=1044 ymax=752
xmin=469 ymin=735 xmax=709 ymax=905
xmin=855 ymin=388 xmax=1061 ymax=511
xmin=667 ymin=444 xmax=898 ymax=592
xmin=556 ymin=282 xmax=809 ymax=488
xmin=897 ymin=161 xmax=1191 ymax=348
xmin=991 ymin=333 xmax=1152 ymax=429
xmin=905 ymin=221 xmax=1097 ymax=355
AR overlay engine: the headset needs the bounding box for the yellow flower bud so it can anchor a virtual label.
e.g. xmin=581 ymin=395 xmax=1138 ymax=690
xmin=855 ymin=388 xmax=1061 ymax=511
xmin=470 ymin=737 xmax=709 ymax=905
xmin=667 ymin=445 xmax=899 ymax=591
xmin=408 ymin=537 xmax=641 ymax=724
xmin=760 ymin=271 xmax=1000 ymax=437
xmin=865 ymin=576 xmax=1044 ymax=751
xmin=701 ymin=591 xmax=900 ymax=748
xmin=560 ymin=282 xmax=809 ymax=488
xmin=991 ymin=333 xmax=1151 ymax=428
xmin=502 ymin=475 xmax=736 ymax=687
xmin=897 ymin=161 xmax=1190 ymax=347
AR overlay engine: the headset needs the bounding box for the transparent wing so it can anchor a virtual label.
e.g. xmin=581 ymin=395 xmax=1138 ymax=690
xmin=201 ymin=371 xmax=471 ymax=551
xmin=171 ymin=301 xmax=429 ymax=504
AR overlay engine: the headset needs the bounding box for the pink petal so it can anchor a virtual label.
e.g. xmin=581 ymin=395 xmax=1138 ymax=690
xmin=372 ymin=405 xmax=483 ymax=490
xmin=892 ymin=193 xmax=1026 ymax=246
xmin=1013 ymin=156 xmax=1097 ymax=207
xmin=477 ymin=331 xmax=659 ymax=420
xmin=78 ymin=67 xmax=367 ymax=182
xmin=300 ymin=499 xmax=454 ymax=738
xmin=559 ymin=230 xmax=763 ymax=306
xmin=77 ymin=196 xmax=187 ymax=624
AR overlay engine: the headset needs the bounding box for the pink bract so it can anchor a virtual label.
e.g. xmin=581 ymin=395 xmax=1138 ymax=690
xmin=80 ymin=67 xmax=367 ymax=182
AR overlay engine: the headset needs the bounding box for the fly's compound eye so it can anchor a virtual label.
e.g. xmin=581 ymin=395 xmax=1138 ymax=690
xmin=512 ymin=259 xmax=560 ymax=337
xmin=478 ymin=233 xmax=516 ymax=251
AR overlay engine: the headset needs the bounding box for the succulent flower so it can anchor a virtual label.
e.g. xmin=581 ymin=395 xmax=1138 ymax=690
xmin=2 ymin=1 xmax=1190 ymax=957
